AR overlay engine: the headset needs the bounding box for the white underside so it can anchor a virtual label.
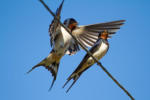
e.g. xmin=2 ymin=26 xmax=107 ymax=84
xmin=94 ymin=42 xmax=108 ymax=59
xmin=76 ymin=41 xmax=108 ymax=74
xmin=53 ymin=26 xmax=72 ymax=55
xmin=61 ymin=27 xmax=72 ymax=44
xmin=88 ymin=42 xmax=108 ymax=63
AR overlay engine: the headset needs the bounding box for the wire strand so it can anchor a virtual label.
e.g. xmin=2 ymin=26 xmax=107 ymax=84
xmin=38 ymin=0 xmax=134 ymax=100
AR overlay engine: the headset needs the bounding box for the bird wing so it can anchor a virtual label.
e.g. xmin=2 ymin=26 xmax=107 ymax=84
xmin=72 ymin=20 xmax=125 ymax=48
xmin=49 ymin=0 xmax=64 ymax=47
xmin=63 ymin=39 xmax=103 ymax=92
xmin=65 ymin=20 xmax=125 ymax=55
xmin=65 ymin=39 xmax=80 ymax=55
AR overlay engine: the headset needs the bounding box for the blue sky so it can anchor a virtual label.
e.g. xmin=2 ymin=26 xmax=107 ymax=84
xmin=1 ymin=0 xmax=150 ymax=100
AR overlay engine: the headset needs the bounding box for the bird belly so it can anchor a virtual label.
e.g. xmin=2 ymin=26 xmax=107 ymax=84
xmin=61 ymin=26 xmax=72 ymax=45
xmin=78 ymin=61 xmax=94 ymax=74
xmin=93 ymin=42 xmax=108 ymax=60
xmin=53 ymin=27 xmax=72 ymax=55
xmin=78 ymin=42 xmax=108 ymax=73
xmin=46 ymin=52 xmax=62 ymax=66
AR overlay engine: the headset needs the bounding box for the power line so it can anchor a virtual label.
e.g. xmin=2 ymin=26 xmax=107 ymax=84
xmin=39 ymin=0 xmax=134 ymax=100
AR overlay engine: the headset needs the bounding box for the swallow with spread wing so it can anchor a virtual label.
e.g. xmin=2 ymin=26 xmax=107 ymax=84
xmin=27 ymin=0 xmax=125 ymax=90
xmin=27 ymin=0 xmax=67 ymax=90
xmin=63 ymin=24 xmax=125 ymax=92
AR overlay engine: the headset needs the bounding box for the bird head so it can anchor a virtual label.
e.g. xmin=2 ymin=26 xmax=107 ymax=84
xmin=99 ymin=30 xmax=115 ymax=39
xmin=63 ymin=18 xmax=78 ymax=31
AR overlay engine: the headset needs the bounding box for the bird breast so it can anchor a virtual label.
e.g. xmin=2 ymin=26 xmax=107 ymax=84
xmin=60 ymin=26 xmax=72 ymax=43
xmin=85 ymin=42 xmax=108 ymax=68
xmin=53 ymin=26 xmax=72 ymax=55
xmin=94 ymin=42 xmax=108 ymax=60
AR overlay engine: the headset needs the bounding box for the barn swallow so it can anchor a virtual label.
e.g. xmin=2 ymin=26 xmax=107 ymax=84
xmin=27 ymin=0 xmax=66 ymax=90
xmin=63 ymin=24 xmax=125 ymax=92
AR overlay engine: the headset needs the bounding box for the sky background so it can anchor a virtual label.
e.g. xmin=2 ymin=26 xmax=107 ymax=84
xmin=1 ymin=0 xmax=150 ymax=100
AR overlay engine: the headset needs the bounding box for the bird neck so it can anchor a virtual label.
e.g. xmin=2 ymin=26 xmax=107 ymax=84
xmin=101 ymin=38 xmax=109 ymax=45
xmin=100 ymin=38 xmax=108 ymax=41
xmin=100 ymin=34 xmax=108 ymax=40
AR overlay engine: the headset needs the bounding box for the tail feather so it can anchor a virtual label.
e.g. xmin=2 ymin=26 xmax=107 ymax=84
xmin=27 ymin=53 xmax=61 ymax=90
xmin=63 ymin=73 xmax=80 ymax=93
xmin=27 ymin=60 xmax=46 ymax=74
xmin=63 ymin=63 xmax=92 ymax=92
xmin=48 ymin=62 xmax=60 ymax=91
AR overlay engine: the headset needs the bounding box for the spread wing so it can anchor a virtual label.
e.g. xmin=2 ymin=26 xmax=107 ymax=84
xmin=72 ymin=20 xmax=125 ymax=48
xmin=49 ymin=0 xmax=64 ymax=47
xmin=66 ymin=20 xmax=125 ymax=55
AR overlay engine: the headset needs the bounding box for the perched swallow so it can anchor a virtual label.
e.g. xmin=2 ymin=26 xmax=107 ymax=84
xmin=63 ymin=22 xmax=125 ymax=92
xmin=64 ymin=19 xmax=126 ymax=55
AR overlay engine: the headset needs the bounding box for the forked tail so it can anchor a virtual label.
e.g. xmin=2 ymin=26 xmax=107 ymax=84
xmin=27 ymin=51 xmax=61 ymax=90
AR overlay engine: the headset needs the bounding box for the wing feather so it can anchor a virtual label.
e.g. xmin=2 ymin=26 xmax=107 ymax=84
xmin=84 ymin=32 xmax=98 ymax=40
xmin=77 ymin=37 xmax=88 ymax=49
xmin=80 ymin=35 xmax=93 ymax=47
xmin=81 ymin=34 xmax=95 ymax=44
xmin=49 ymin=0 xmax=64 ymax=47
xmin=72 ymin=20 xmax=125 ymax=48
xmin=66 ymin=20 xmax=125 ymax=54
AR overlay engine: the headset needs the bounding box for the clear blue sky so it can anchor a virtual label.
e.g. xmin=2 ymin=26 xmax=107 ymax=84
xmin=1 ymin=0 xmax=150 ymax=100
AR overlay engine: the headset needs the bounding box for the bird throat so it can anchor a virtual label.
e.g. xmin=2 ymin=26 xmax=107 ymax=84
xmin=69 ymin=23 xmax=77 ymax=32
xmin=100 ymin=30 xmax=109 ymax=40
xmin=100 ymin=34 xmax=108 ymax=40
